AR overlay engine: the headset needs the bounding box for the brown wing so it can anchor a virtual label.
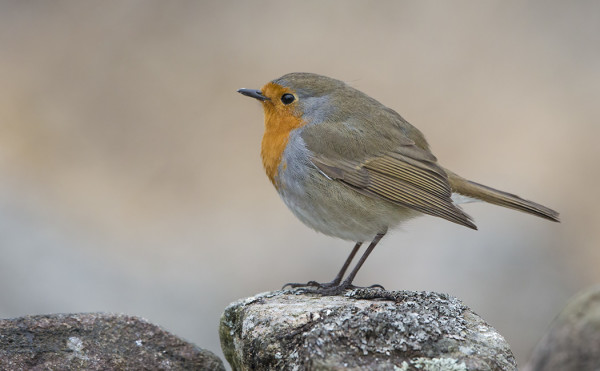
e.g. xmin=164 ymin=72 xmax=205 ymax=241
xmin=298 ymin=99 xmax=476 ymax=229
xmin=310 ymin=144 xmax=477 ymax=230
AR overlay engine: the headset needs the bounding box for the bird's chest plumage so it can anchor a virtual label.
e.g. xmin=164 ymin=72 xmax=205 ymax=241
xmin=270 ymin=129 xmax=412 ymax=242
xmin=260 ymin=103 xmax=306 ymax=188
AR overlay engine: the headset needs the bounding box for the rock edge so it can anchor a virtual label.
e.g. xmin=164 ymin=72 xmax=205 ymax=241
xmin=220 ymin=288 xmax=517 ymax=370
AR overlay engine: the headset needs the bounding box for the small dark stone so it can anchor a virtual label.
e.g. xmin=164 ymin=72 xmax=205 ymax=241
xmin=0 ymin=313 xmax=225 ymax=371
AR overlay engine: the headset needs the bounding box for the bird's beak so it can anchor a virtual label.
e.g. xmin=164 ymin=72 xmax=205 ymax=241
xmin=237 ymin=88 xmax=270 ymax=101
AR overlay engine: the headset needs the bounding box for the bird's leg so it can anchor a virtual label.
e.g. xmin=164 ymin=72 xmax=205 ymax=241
xmin=283 ymin=242 xmax=362 ymax=289
xmin=307 ymin=241 xmax=363 ymax=288
xmin=335 ymin=231 xmax=386 ymax=291
xmin=283 ymin=231 xmax=387 ymax=295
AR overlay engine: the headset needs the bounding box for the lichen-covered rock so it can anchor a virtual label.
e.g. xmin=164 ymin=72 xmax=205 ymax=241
xmin=524 ymin=285 xmax=600 ymax=371
xmin=0 ymin=313 xmax=225 ymax=371
xmin=219 ymin=289 xmax=516 ymax=370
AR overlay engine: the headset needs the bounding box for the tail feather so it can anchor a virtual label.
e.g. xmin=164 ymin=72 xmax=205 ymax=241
xmin=445 ymin=170 xmax=560 ymax=223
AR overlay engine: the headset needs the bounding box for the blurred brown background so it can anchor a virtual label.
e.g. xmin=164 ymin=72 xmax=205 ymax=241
xmin=1 ymin=0 xmax=598 ymax=367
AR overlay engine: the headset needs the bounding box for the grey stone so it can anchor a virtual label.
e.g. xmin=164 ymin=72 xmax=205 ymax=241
xmin=219 ymin=289 xmax=516 ymax=370
xmin=524 ymin=285 xmax=600 ymax=371
xmin=0 ymin=312 xmax=225 ymax=371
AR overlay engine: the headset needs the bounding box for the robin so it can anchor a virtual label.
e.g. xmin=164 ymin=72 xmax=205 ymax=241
xmin=238 ymin=72 xmax=559 ymax=294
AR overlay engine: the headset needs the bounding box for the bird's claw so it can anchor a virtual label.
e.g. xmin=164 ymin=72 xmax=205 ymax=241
xmin=282 ymin=280 xmax=385 ymax=293
xmin=282 ymin=281 xmax=323 ymax=289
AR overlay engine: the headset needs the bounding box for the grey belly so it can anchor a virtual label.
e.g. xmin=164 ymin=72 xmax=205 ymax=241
xmin=277 ymin=162 xmax=421 ymax=242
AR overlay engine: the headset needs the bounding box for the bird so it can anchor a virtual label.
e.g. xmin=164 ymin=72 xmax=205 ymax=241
xmin=238 ymin=72 xmax=559 ymax=294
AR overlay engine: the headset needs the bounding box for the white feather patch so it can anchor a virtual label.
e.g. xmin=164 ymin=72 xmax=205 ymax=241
xmin=451 ymin=193 xmax=480 ymax=205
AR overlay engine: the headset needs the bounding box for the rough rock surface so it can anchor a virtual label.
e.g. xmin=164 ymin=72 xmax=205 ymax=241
xmin=0 ymin=313 xmax=225 ymax=371
xmin=524 ymin=285 xmax=600 ymax=371
xmin=220 ymin=289 xmax=516 ymax=370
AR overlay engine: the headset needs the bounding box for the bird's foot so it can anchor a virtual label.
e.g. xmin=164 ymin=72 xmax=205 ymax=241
xmin=282 ymin=280 xmax=338 ymax=289
xmin=282 ymin=280 xmax=384 ymax=295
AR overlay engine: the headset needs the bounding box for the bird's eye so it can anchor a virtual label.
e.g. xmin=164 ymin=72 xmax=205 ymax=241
xmin=281 ymin=93 xmax=295 ymax=105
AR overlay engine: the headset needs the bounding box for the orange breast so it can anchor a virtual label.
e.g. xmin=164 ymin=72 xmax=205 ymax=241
xmin=259 ymin=82 xmax=307 ymax=188
xmin=261 ymin=107 xmax=305 ymax=188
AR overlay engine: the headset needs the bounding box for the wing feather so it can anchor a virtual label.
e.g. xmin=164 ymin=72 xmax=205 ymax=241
xmin=310 ymin=146 xmax=477 ymax=230
xmin=366 ymin=155 xmax=451 ymax=199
